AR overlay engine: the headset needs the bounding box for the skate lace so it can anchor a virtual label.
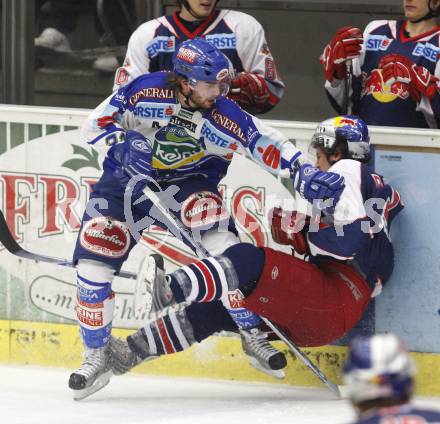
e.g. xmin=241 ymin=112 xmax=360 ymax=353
xmin=75 ymin=348 xmax=108 ymax=378
xmin=243 ymin=330 xmax=278 ymax=362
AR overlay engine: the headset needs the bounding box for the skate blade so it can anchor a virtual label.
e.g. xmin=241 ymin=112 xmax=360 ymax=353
xmin=247 ymin=356 xmax=285 ymax=380
xmin=72 ymin=370 xmax=113 ymax=401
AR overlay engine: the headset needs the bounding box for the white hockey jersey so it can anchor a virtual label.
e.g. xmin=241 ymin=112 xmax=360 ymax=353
xmin=113 ymin=9 xmax=284 ymax=112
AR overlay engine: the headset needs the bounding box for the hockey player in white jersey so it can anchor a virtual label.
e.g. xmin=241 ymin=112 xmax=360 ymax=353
xmin=114 ymin=0 xmax=284 ymax=114
xmin=68 ymin=38 xmax=344 ymax=400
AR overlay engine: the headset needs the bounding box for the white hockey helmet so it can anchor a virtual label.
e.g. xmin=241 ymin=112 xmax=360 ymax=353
xmin=311 ymin=115 xmax=370 ymax=163
xmin=343 ymin=334 xmax=416 ymax=404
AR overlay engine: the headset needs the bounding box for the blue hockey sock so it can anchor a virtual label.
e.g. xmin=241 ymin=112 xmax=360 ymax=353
xmin=76 ymin=273 xmax=115 ymax=348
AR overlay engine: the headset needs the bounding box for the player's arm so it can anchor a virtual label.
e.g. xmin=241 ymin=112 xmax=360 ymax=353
xmin=80 ymin=85 xmax=130 ymax=148
xmin=228 ymin=13 xmax=285 ymax=114
xmin=269 ymin=206 xmax=368 ymax=261
xmin=242 ymin=114 xmax=345 ymax=207
xmin=113 ymin=21 xmax=158 ymax=91
xmin=321 ymin=21 xmax=380 ymax=113
xmin=429 ymin=60 xmax=440 ymax=127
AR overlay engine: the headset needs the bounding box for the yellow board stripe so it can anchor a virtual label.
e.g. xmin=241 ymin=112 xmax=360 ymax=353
xmin=1 ymin=320 xmax=439 ymax=396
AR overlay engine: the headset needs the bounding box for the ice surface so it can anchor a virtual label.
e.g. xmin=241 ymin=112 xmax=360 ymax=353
xmin=0 ymin=365 xmax=439 ymax=424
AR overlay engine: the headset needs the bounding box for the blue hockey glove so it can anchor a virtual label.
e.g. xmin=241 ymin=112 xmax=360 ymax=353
xmin=293 ymin=164 xmax=345 ymax=209
xmin=110 ymin=130 xmax=153 ymax=194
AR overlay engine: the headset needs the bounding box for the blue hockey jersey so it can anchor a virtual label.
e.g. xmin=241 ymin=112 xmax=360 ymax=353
xmin=353 ymin=404 xmax=440 ymax=424
xmin=82 ymin=71 xmax=296 ymax=185
xmin=307 ymin=159 xmax=404 ymax=295
xmin=325 ymin=20 xmax=440 ymax=128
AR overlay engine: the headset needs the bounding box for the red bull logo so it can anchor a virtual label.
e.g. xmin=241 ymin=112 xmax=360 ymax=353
xmin=333 ymin=117 xmax=356 ymax=127
xmin=361 ymin=69 xmax=410 ymax=103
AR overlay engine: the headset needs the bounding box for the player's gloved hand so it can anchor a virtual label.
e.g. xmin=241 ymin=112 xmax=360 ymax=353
xmin=110 ymin=130 xmax=153 ymax=194
xmin=270 ymin=207 xmax=309 ymax=254
xmin=379 ymin=54 xmax=439 ymax=101
xmin=228 ymin=72 xmax=271 ymax=112
xmin=292 ymin=164 xmax=345 ymax=210
xmin=320 ymin=26 xmax=363 ymax=82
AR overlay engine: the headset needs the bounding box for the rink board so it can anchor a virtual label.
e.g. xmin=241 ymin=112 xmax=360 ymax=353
xmin=1 ymin=108 xmax=440 ymax=397
xmin=1 ymin=319 xmax=439 ymax=396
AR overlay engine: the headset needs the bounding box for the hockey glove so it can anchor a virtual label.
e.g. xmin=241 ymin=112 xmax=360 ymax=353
xmin=292 ymin=164 xmax=345 ymax=211
xmin=270 ymin=207 xmax=309 ymax=255
xmin=379 ymin=54 xmax=439 ymax=101
xmin=110 ymin=130 xmax=153 ymax=194
xmin=320 ymin=26 xmax=363 ymax=82
xmin=228 ymin=72 xmax=271 ymax=112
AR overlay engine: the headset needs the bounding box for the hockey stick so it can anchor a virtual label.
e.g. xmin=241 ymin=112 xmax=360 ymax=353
xmin=0 ymin=209 xmax=136 ymax=280
xmin=343 ymin=60 xmax=352 ymax=115
xmin=141 ymin=185 xmax=341 ymax=397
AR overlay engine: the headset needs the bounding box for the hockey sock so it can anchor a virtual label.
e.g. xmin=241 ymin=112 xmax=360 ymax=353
xmin=168 ymin=243 xmax=266 ymax=330
xmin=75 ymin=260 xmax=115 ymax=348
xmin=168 ymin=255 xmax=239 ymax=303
xmin=127 ymin=306 xmax=196 ymax=359
xmin=168 ymin=243 xmax=265 ymax=303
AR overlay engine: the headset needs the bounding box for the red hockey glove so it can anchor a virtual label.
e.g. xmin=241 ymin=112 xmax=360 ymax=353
xmin=228 ymin=72 xmax=271 ymax=111
xmin=270 ymin=207 xmax=309 ymax=255
xmin=320 ymin=26 xmax=363 ymax=82
xmin=379 ymin=54 xmax=439 ymax=101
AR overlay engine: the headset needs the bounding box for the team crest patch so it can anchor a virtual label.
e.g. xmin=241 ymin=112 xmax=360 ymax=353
xmin=115 ymin=67 xmax=129 ymax=86
xmin=216 ymin=68 xmax=229 ymax=81
xmin=152 ymin=126 xmax=204 ymax=169
xmin=80 ymin=217 xmax=130 ymax=258
xmin=227 ymin=291 xmax=244 ymax=309
xmin=265 ymin=58 xmax=276 ymax=81
xmin=176 ymin=47 xmax=197 ymax=63
xmin=181 ymin=191 xmax=229 ymax=228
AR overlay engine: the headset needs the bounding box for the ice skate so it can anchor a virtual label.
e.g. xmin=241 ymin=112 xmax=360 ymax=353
xmin=240 ymin=327 xmax=287 ymax=379
xmin=134 ymin=254 xmax=172 ymax=319
xmin=108 ymin=335 xmax=146 ymax=375
xmin=68 ymin=346 xmax=113 ymax=401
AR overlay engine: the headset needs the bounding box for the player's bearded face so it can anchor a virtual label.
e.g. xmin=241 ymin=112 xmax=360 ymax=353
xmin=190 ymin=80 xmax=230 ymax=108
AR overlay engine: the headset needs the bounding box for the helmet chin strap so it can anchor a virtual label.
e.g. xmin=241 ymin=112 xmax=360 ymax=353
xmin=180 ymin=0 xmax=219 ymax=20
xmin=409 ymin=1 xmax=439 ymax=23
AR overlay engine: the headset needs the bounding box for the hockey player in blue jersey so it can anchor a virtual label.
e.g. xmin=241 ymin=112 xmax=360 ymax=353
xmin=114 ymin=0 xmax=284 ymax=114
xmin=105 ymin=117 xmax=404 ymax=386
xmin=320 ymin=0 xmax=440 ymax=128
xmin=68 ymin=38 xmax=344 ymax=400
xmin=344 ymin=333 xmax=440 ymax=423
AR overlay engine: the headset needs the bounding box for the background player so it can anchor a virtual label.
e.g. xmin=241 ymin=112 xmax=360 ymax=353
xmin=114 ymin=0 xmax=284 ymax=114
xmin=320 ymin=0 xmax=440 ymax=128
xmin=68 ymin=38 xmax=343 ymax=400
xmin=106 ymin=117 xmax=404 ymax=384
xmin=344 ymin=333 xmax=440 ymax=423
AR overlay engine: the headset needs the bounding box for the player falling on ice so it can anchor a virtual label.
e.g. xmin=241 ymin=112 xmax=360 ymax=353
xmin=68 ymin=38 xmax=344 ymax=400
xmin=103 ymin=117 xmax=403 ymax=394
